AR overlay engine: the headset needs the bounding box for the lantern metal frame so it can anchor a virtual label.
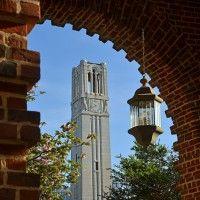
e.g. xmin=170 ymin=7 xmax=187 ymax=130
xmin=127 ymin=76 xmax=163 ymax=147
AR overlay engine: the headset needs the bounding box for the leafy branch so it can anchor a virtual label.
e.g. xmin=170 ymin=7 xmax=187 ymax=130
xmin=27 ymin=121 xmax=95 ymax=200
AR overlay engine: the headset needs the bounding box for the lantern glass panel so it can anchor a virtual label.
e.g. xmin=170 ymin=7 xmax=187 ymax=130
xmin=130 ymin=105 xmax=136 ymax=128
xmin=138 ymin=100 xmax=154 ymax=126
xmin=130 ymin=106 xmax=133 ymax=127
xmin=130 ymin=100 xmax=155 ymax=128
xmin=154 ymin=100 xmax=161 ymax=127
xmin=130 ymin=105 xmax=136 ymax=127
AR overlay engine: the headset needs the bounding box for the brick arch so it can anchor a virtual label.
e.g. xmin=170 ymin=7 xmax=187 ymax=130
xmin=0 ymin=0 xmax=199 ymax=199
xmin=40 ymin=0 xmax=199 ymax=108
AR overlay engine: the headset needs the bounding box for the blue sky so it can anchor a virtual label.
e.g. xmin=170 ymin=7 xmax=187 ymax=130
xmin=28 ymin=21 xmax=177 ymax=165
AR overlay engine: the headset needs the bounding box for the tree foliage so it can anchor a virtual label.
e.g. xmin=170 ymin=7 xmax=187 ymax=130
xmin=26 ymin=84 xmax=45 ymax=102
xmin=104 ymin=143 xmax=180 ymax=200
xmin=27 ymin=86 xmax=96 ymax=199
xmin=27 ymin=121 xmax=94 ymax=200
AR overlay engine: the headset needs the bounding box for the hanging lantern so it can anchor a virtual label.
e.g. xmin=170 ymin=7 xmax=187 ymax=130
xmin=127 ymin=75 xmax=163 ymax=147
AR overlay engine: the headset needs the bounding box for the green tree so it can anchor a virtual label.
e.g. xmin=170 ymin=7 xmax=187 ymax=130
xmin=104 ymin=143 xmax=180 ymax=200
xmin=27 ymin=122 xmax=95 ymax=200
xmin=26 ymin=84 xmax=46 ymax=102
xmin=26 ymin=86 xmax=95 ymax=199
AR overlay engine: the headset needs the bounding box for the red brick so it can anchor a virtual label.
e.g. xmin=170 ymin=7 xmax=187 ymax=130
xmin=20 ymin=189 xmax=40 ymax=200
xmin=193 ymin=170 xmax=200 ymax=179
xmin=6 ymin=34 xmax=27 ymax=49
xmin=0 ymin=32 xmax=4 ymax=44
xmin=194 ymin=192 xmax=200 ymax=198
xmin=0 ymin=22 xmax=28 ymax=36
xmin=0 ymin=44 xmax=6 ymax=58
xmin=0 ymin=109 xmax=4 ymax=120
xmin=0 ymin=172 xmax=4 ymax=184
xmin=21 ymin=65 xmax=40 ymax=83
xmin=7 ymin=97 xmax=27 ymax=110
xmin=20 ymin=125 xmax=40 ymax=143
xmin=0 ymin=0 xmax=17 ymax=13
xmin=0 ymin=96 xmax=2 ymax=107
xmin=8 ymin=110 xmax=40 ymax=124
xmin=11 ymin=48 xmax=40 ymax=64
xmin=0 ymin=81 xmax=27 ymax=95
xmin=185 ymin=194 xmax=194 ymax=199
xmin=7 ymin=172 xmax=40 ymax=187
xmin=0 ymin=144 xmax=26 ymax=155
xmin=189 ymin=188 xmax=197 ymax=193
xmin=20 ymin=2 xmax=40 ymax=18
xmin=0 ymin=122 xmax=17 ymax=140
xmin=0 ymin=188 xmax=15 ymax=200
xmin=0 ymin=61 xmax=17 ymax=78
xmin=6 ymin=158 xmax=26 ymax=171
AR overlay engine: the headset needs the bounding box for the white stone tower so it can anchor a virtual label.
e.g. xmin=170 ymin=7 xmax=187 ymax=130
xmin=71 ymin=60 xmax=111 ymax=200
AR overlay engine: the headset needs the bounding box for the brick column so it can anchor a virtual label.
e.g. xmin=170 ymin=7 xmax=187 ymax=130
xmin=146 ymin=51 xmax=200 ymax=199
xmin=0 ymin=1 xmax=41 ymax=199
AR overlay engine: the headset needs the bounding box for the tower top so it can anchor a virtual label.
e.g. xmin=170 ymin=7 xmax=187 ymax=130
xmin=78 ymin=60 xmax=107 ymax=69
xmin=72 ymin=61 xmax=108 ymax=102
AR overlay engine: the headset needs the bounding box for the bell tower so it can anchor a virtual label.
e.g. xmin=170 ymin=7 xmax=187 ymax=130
xmin=71 ymin=60 xmax=111 ymax=200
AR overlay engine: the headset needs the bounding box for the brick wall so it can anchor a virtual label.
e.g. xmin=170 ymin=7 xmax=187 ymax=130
xmin=0 ymin=0 xmax=41 ymax=199
xmin=0 ymin=0 xmax=200 ymax=199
